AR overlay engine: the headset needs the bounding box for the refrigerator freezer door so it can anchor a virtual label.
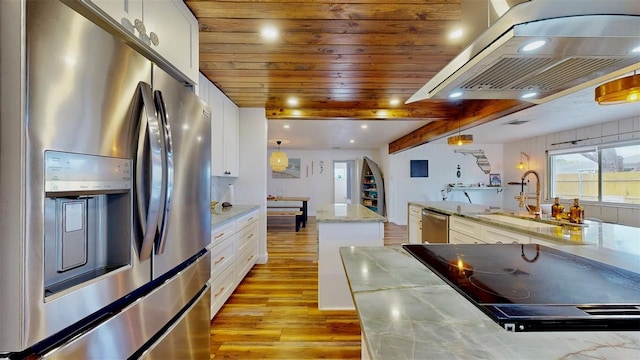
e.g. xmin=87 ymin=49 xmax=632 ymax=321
xmin=150 ymin=67 xmax=212 ymax=278
xmin=41 ymin=251 xmax=211 ymax=359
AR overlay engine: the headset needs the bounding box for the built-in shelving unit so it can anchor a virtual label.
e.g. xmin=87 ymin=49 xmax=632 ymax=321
xmin=360 ymin=157 xmax=385 ymax=216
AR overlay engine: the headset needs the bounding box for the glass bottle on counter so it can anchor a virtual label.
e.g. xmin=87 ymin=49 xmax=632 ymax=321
xmin=551 ymin=197 xmax=564 ymax=219
xmin=569 ymin=198 xmax=584 ymax=224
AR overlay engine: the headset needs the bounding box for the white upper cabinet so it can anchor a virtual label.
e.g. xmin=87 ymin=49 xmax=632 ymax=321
xmin=198 ymin=74 xmax=240 ymax=177
xmin=221 ymin=96 xmax=239 ymax=177
xmin=90 ymin=0 xmax=143 ymax=30
xmin=84 ymin=0 xmax=199 ymax=84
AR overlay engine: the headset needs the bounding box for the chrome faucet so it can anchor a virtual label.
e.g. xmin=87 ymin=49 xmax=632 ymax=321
xmin=517 ymin=170 xmax=541 ymax=217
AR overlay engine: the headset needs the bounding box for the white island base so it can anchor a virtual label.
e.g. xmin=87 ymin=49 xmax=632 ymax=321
xmin=317 ymin=204 xmax=385 ymax=310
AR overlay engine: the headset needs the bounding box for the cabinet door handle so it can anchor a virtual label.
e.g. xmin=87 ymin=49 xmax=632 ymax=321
xmin=214 ymin=232 xmax=225 ymax=239
xmin=214 ymin=256 xmax=225 ymax=265
xmin=248 ymin=233 xmax=254 ymax=239
xmin=247 ymin=255 xmax=254 ymax=261
xmin=214 ymin=286 xmax=225 ymax=297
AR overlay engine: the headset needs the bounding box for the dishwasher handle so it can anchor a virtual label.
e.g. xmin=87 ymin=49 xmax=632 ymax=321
xmin=422 ymin=210 xmax=448 ymax=221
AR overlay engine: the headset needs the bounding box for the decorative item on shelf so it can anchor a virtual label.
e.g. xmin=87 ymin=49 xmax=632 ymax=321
xmin=489 ymin=173 xmax=501 ymax=187
xmin=517 ymin=151 xmax=529 ymax=170
xmin=454 ymin=149 xmax=491 ymax=174
xmin=595 ymin=72 xmax=640 ymax=105
xmin=270 ymin=140 xmax=288 ymax=172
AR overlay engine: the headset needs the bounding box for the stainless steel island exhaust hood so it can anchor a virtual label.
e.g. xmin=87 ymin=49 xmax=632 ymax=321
xmin=407 ymin=0 xmax=640 ymax=104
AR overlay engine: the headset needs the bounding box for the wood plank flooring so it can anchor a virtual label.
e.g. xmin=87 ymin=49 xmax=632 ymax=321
xmin=210 ymin=217 xmax=407 ymax=359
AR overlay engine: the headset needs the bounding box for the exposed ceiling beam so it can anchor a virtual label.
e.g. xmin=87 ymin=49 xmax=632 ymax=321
xmin=388 ymin=100 xmax=533 ymax=153
xmin=267 ymin=101 xmax=458 ymax=120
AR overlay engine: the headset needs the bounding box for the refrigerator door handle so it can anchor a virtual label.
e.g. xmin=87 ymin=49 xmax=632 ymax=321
xmin=154 ymin=90 xmax=174 ymax=255
xmin=136 ymin=82 xmax=163 ymax=261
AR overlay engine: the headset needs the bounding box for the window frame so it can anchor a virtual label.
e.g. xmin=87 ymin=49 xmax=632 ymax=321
xmin=547 ymin=140 xmax=640 ymax=208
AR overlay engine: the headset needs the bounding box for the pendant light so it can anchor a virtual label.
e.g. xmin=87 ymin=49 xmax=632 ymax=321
xmin=595 ymin=73 xmax=640 ymax=105
xmin=447 ymin=104 xmax=473 ymax=146
xmin=517 ymin=151 xmax=529 ymax=170
xmin=270 ymin=140 xmax=289 ymax=172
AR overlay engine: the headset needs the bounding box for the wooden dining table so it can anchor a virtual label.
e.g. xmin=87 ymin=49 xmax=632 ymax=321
xmin=267 ymin=196 xmax=310 ymax=229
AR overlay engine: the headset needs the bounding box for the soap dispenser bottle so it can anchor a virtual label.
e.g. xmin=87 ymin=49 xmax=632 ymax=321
xmin=551 ymin=197 xmax=564 ymax=219
xmin=569 ymin=198 xmax=584 ymax=224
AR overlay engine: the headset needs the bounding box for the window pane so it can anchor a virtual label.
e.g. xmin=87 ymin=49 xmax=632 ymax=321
xmin=550 ymin=151 xmax=599 ymax=201
xmin=601 ymin=144 xmax=640 ymax=205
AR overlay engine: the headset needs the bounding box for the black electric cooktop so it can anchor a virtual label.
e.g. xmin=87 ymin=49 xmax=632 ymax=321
xmin=403 ymin=244 xmax=640 ymax=332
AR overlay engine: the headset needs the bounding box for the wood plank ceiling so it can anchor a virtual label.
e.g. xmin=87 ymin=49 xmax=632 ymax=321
xmin=185 ymin=0 xmax=531 ymax=153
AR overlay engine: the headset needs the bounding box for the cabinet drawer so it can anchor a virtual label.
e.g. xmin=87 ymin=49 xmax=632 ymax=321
xmin=481 ymin=225 xmax=530 ymax=244
xmin=449 ymin=230 xmax=485 ymax=244
xmin=236 ymin=210 xmax=259 ymax=230
xmin=237 ymin=221 xmax=258 ymax=254
xmin=211 ymin=221 xmax=235 ymax=245
xmin=210 ymin=265 xmax=235 ymax=319
xmin=210 ymin=235 xmax=235 ymax=280
xmin=235 ymin=239 xmax=257 ymax=283
xmin=409 ymin=205 xmax=422 ymax=218
xmin=449 ymin=216 xmax=481 ymax=238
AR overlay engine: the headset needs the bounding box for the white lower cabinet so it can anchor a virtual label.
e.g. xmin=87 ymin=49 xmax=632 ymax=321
xmin=449 ymin=229 xmax=485 ymax=244
xmin=449 ymin=216 xmax=484 ymax=244
xmin=481 ymin=224 xmax=530 ymax=244
xmin=449 ymin=216 xmax=530 ymax=244
xmin=210 ymin=265 xmax=235 ymax=317
xmin=208 ymin=209 xmax=260 ymax=319
xmin=408 ymin=205 xmax=422 ymax=244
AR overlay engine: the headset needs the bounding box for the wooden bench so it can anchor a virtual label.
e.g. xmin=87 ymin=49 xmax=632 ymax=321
xmin=267 ymin=210 xmax=303 ymax=231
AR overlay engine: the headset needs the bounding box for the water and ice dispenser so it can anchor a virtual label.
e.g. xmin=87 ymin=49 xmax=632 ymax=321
xmin=43 ymin=151 xmax=133 ymax=297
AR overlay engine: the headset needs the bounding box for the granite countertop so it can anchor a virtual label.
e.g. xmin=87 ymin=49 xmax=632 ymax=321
xmin=411 ymin=201 xmax=640 ymax=269
xmin=210 ymin=204 xmax=259 ymax=227
xmin=316 ymin=203 xmax=386 ymax=223
xmin=340 ymin=246 xmax=640 ymax=360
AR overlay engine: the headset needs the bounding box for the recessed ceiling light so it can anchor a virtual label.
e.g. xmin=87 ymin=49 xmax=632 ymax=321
xmin=361 ymin=124 xmax=368 ymax=129
xmin=521 ymin=91 xmax=538 ymax=99
xmin=349 ymin=139 xmax=355 ymax=143
xmin=449 ymin=91 xmax=463 ymax=99
xmin=520 ymin=40 xmax=547 ymax=52
xmin=260 ymin=26 xmax=279 ymax=41
xmin=449 ymin=28 xmax=463 ymax=39
xmin=283 ymin=124 xmax=290 ymax=129
xmin=287 ymin=97 xmax=298 ymax=106
xmin=389 ymin=98 xmax=400 ymax=106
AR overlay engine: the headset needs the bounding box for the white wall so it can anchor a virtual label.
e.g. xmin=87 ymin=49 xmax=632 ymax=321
xmin=267 ymin=149 xmax=381 ymax=216
xmin=388 ymin=143 xmax=505 ymax=225
xmin=503 ymin=116 xmax=640 ymax=227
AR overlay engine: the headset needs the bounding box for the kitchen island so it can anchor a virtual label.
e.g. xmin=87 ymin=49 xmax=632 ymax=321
xmin=341 ymin=245 xmax=640 ymax=360
xmin=411 ymin=201 xmax=640 ymax=273
xmin=316 ymin=203 xmax=386 ymax=310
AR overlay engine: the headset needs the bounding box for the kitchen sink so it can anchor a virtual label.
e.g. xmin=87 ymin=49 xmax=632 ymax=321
xmin=476 ymin=214 xmax=559 ymax=228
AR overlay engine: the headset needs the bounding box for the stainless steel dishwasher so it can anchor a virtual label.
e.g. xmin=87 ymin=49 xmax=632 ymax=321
xmin=421 ymin=209 xmax=449 ymax=243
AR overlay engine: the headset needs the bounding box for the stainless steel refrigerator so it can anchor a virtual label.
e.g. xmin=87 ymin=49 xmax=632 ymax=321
xmin=0 ymin=0 xmax=211 ymax=358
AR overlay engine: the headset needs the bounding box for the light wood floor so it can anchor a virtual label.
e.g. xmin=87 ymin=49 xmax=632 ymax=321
xmin=210 ymin=217 xmax=407 ymax=359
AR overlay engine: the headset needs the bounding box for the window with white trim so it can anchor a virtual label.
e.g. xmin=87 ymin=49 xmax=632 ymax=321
xmin=548 ymin=141 xmax=640 ymax=206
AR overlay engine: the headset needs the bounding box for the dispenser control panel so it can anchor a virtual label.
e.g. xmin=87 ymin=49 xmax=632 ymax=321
xmin=44 ymin=150 xmax=131 ymax=195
